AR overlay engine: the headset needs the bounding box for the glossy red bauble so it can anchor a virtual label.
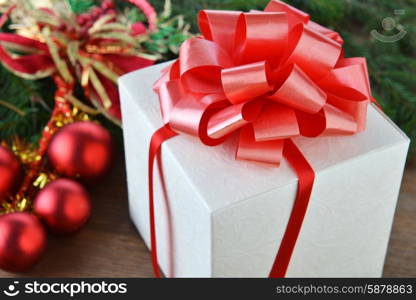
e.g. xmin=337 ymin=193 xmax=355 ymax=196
xmin=0 ymin=146 xmax=20 ymax=199
xmin=47 ymin=121 xmax=113 ymax=181
xmin=33 ymin=179 xmax=91 ymax=235
xmin=0 ymin=212 xmax=46 ymax=272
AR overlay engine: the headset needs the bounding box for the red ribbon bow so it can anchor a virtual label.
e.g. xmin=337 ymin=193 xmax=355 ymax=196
xmin=149 ymin=0 xmax=374 ymax=278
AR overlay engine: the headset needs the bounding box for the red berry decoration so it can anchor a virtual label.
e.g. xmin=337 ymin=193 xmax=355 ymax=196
xmin=131 ymin=22 xmax=147 ymax=36
xmin=91 ymin=7 xmax=102 ymax=19
xmin=102 ymin=0 xmax=114 ymax=10
xmin=0 ymin=146 xmax=20 ymax=199
xmin=47 ymin=121 xmax=113 ymax=181
xmin=33 ymin=179 xmax=91 ymax=235
xmin=0 ymin=212 xmax=46 ymax=272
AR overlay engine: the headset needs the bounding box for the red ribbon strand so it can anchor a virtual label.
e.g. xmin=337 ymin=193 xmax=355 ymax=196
xmin=269 ymin=139 xmax=315 ymax=277
xmin=148 ymin=124 xmax=177 ymax=278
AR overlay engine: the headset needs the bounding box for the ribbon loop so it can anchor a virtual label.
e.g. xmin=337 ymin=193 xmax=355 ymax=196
xmin=283 ymin=24 xmax=342 ymax=81
xmin=307 ymin=21 xmax=344 ymax=45
xmin=179 ymin=38 xmax=233 ymax=94
xmin=296 ymin=103 xmax=357 ymax=137
xmin=221 ymin=61 xmax=272 ymax=104
xmin=234 ymin=12 xmax=288 ymax=66
xmin=321 ymin=60 xmax=371 ymax=99
xmin=198 ymin=10 xmax=241 ymax=56
xmin=207 ymin=99 xmax=263 ymax=139
xmin=326 ymin=87 xmax=368 ymax=132
xmin=265 ymin=0 xmax=309 ymax=29
xmin=236 ymin=125 xmax=284 ymax=165
xmin=252 ymin=103 xmax=299 ymax=141
xmin=157 ymin=79 xmax=187 ymax=124
xmin=268 ymin=64 xmax=327 ymax=114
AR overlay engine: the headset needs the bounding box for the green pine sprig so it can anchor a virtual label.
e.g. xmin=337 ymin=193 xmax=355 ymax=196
xmin=67 ymin=0 xmax=96 ymax=14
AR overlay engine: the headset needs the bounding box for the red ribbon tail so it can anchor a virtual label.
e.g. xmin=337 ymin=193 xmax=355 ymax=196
xmin=148 ymin=124 xmax=177 ymax=278
xmin=269 ymin=139 xmax=315 ymax=278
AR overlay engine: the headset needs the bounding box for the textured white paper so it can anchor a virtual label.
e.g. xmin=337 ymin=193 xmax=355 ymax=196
xmin=119 ymin=62 xmax=410 ymax=277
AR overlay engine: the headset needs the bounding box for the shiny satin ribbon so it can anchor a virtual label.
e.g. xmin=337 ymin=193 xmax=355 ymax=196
xmin=149 ymin=0 xmax=374 ymax=277
xmin=148 ymin=124 xmax=178 ymax=278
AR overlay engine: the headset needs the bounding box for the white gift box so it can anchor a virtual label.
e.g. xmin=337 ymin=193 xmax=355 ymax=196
xmin=119 ymin=62 xmax=409 ymax=278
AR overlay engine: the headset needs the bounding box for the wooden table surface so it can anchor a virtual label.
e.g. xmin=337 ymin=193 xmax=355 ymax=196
xmin=0 ymin=151 xmax=415 ymax=278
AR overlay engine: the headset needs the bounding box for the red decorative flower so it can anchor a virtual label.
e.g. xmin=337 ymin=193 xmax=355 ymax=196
xmin=0 ymin=1 xmax=156 ymax=123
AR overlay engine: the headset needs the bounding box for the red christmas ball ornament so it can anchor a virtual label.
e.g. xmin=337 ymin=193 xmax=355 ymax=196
xmin=0 ymin=146 xmax=20 ymax=199
xmin=0 ymin=212 xmax=46 ymax=272
xmin=33 ymin=179 xmax=91 ymax=235
xmin=47 ymin=121 xmax=113 ymax=181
